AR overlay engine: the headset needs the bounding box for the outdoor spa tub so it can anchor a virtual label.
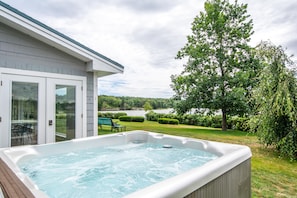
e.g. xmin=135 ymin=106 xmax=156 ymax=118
xmin=0 ymin=130 xmax=252 ymax=198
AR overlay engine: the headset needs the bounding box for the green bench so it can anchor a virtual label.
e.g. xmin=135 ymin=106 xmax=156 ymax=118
xmin=98 ymin=117 xmax=126 ymax=132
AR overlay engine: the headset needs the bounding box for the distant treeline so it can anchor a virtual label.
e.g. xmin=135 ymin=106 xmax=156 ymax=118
xmin=98 ymin=95 xmax=173 ymax=111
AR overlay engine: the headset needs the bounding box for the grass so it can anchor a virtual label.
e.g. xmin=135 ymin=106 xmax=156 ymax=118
xmin=98 ymin=120 xmax=297 ymax=198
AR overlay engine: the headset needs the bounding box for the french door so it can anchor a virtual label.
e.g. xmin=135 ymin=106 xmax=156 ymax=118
xmin=46 ymin=79 xmax=83 ymax=143
xmin=0 ymin=73 xmax=83 ymax=147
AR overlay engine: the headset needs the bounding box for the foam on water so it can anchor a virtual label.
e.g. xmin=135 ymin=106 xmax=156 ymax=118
xmin=18 ymin=143 xmax=218 ymax=198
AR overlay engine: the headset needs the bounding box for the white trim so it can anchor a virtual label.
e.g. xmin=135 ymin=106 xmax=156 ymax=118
xmin=0 ymin=68 xmax=86 ymax=81
xmin=93 ymin=73 xmax=98 ymax=136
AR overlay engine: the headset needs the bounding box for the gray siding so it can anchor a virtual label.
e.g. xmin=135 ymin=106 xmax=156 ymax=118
xmin=0 ymin=22 xmax=86 ymax=75
xmin=87 ymin=72 xmax=95 ymax=136
xmin=0 ymin=22 xmax=95 ymax=136
xmin=184 ymin=159 xmax=251 ymax=198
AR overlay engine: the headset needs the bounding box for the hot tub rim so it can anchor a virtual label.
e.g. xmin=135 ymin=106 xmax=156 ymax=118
xmin=0 ymin=130 xmax=252 ymax=198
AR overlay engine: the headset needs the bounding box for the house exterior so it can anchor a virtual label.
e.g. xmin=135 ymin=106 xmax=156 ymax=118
xmin=0 ymin=1 xmax=124 ymax=148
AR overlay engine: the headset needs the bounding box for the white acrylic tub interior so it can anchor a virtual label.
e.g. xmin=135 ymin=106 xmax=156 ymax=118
xmin=0 ymin=130 xmax=251 ymax=198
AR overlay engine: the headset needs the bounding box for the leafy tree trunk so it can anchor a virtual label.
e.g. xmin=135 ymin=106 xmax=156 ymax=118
xmin=222 ymin=108 xmax=227 ymax=131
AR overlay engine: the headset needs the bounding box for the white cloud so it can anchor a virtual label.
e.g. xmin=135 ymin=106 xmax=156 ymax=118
xmin=3 ymin=0 xmax=297 ymax=98
xmin=243 ymin=0 xmax=297 ymax=53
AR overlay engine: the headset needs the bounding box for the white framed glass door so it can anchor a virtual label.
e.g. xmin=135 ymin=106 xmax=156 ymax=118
xmin=0 ymin=72 xmax=84 ymax=147
xmin=0 ymin=74 xmax=46 ymax=147
xmin=46 ymin=79 xmax=83 ymax=143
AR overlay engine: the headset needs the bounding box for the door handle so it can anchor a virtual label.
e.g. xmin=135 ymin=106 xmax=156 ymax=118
xmin=49 ymin=120 xmax=53 ymax=126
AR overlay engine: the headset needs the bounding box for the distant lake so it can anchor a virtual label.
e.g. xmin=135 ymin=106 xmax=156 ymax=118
xmin=99 ymin=108 xmax=174 ymax=117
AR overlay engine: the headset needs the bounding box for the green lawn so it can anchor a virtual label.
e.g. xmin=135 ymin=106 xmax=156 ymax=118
xmin=98 ymin=120 xmax=297 ymax=198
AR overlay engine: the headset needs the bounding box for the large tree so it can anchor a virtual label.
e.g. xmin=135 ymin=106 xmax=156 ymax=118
xmin=252 ymin=41 xmax=297 ymax=160
xmin=171 ymin=0 xmax=257 ymax=130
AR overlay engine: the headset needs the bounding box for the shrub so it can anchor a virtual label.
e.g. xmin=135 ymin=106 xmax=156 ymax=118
xmin=228 ymin=116 xmax=250 ymax=131
xmin=114 ymin=112 xmax=127 ymax=119
xmin=119 ymin=116 xmax=144 ymax=122
xmin=98 ymin=112 xmax=114 ymax=118
xmin=146 ymin=111 xmax=179 ymax=122
xmin=158 ymin=118 xmax=179 ymax=125
xmin=98 ymin=112 xmax=127 ymax=119
xmin=145 ymin=111 xmax=159 ymax=121
xmin=182 ymin=114 xmax=197 ymax=125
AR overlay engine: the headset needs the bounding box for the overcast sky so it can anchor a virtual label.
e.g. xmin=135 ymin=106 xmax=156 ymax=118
xmin=3 ymin=0 xmax=297 ymax=98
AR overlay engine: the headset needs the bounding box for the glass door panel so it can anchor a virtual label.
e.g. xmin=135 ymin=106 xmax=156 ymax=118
xmin=55 ymin=85 xmax=76 ymax=141
xmin=11 ymin=82 xmax=39 ymax=146
xmin=46 ymin=78 xmax=83 ymax=144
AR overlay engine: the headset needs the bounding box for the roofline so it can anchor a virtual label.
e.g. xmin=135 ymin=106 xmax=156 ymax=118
xmin=0 ymin=1 xmax=124 ymax=70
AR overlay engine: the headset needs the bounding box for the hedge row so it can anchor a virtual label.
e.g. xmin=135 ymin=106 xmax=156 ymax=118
xmin=119 ymin=116 xmax=145 ymax=122
xmin=98 ymin=112 xmax=127 ymax=119
xmin=98 ymin=112 xmax=145 ymax=122
xmin=158 ymin=118 xmax=179 ymax=125
xmin=98 ymin=111 xmax=250 ymax=131
xmin=145 ymin=111 xmax=250 ymax=131
xmin=146 ymin=111 xmax=179 ymax=122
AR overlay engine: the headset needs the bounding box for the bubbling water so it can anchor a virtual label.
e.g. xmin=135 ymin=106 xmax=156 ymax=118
xmin=19 ymin=143 xmax=218 ymax=198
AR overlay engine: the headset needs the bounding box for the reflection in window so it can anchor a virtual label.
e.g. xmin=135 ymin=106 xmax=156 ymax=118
xmin=55 ymin=85 xmax=76 ymax=141
xmin=11 ymin=82 xmax=38 ymax=146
